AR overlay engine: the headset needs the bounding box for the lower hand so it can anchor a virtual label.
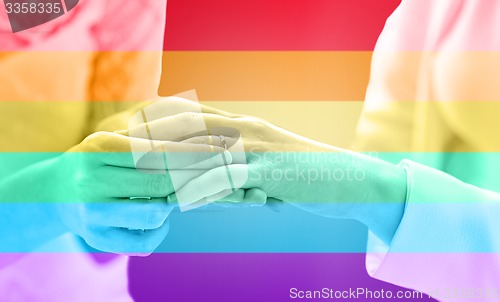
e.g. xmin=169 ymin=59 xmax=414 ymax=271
xmin=52 ymin=131 xmax=228 ymax=255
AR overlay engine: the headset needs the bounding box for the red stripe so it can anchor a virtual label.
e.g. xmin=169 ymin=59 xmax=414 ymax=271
xmin=164 ymin=0 xmax=401 ymax=51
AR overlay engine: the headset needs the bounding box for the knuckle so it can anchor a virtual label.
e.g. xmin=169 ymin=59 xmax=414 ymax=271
xmin=176 ymin=111 xmax=199 ymax=123
xmin=237 ymin=116 xmax=267 ymax=130
xmin=189 ymin=136 xmax=210 ymax=145
xmin=75 ymin=172 xmax=92 ymax=190
xmin=143 ymin=241 xmax=157 ymax=254
xmin=253 ymin=119 xmax=268 ymax=132
xmin=83 ymin=236 xmax=100 ymax=251
xmin=144 ymin=207 xmax=169 ymax=229
xmin=149 ymin=174 xmax=168 ymax=196
xmin=134 ymin=234 xmax=157 ymax=254
xmin=146 ymin=233 xmax=161 ymax=252
xmin=79 ymin=225 xmax=101 ymax=248
xmin=82 ymin=202 xmax=104 ymax=222
xmin=74 ymin=173 xmax=100 ymax=200
xmin=82 ymin=131 xmax=110 ymax=150
xmin=147 ymin=227 xmax=168 ymax=252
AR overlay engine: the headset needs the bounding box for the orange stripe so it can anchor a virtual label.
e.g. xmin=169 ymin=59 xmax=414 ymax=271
xmin=159 ymin=51 xmax=372 ymax=101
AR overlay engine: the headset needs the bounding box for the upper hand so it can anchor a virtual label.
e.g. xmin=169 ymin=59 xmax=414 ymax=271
xmin=124 ymin=110 xmax=333 ymax=205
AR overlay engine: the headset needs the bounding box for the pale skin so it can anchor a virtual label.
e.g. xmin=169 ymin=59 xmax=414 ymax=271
xmin=0 ymin=99 xmax=406 ymax=257
xmin=0 ymin=104 xmax=266 ymax=256
xmin=125 ymin=101 xmax=408 ymax=245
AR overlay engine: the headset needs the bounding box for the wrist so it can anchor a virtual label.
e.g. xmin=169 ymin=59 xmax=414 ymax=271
xmin=0 ymin=157 xmax=69 ymax=252
xmin=354 ymin=157 xmax=407 ymax=245
xmin=33 ymin=156 xmax=70 ymax=236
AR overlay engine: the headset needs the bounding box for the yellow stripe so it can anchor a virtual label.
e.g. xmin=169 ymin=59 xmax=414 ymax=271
xmin=0 ymin=101 xmax=363 ymax=152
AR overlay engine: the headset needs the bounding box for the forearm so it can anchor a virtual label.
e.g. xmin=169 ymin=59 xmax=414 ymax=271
xmin=0 ymin=157 xmax=67 ymax=254
xmin=353 ymin=155 xmax=407 ymax=245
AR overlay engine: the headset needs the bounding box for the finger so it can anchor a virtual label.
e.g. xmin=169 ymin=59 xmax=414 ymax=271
xmin=199 ymin=103 xmax=241 ymax=118
xmin=179 ymin=135 xmax=247 ymax=166
xmin=95 ymin=166 xmax=172 ymax=198
xmin=166 ymin=169 xmax=218 ymax=193
xmin=134 ymin=142 xmax=231 ymax=170
xmin=133 ymin=147 xmax=232 ymax=171
xmin=242 ymin=188 xmax=268 ymax=206
xmin=179 ymin=135 xmax=239 ymax=150
xmin=124 ymin=113 xmax=240 ymax=141
xmin=98 ymin=142 xmax=231 ymax=170
xmin=86 ymin=199 xmax=173 ymax=230
xmin=82 ymin=132 xmax=167 ymax=168
xmin=84 ymin=221 xmax=170 ymax=256
xmin=83 ymin=131 xmax=162 ymax=153
xmin=84 ymin=132 xmax=231 ymax=169
xmin=207 ymin=189 xmax=244 ymax=203
xmin=266 ymin=198 xmax=284 ymax=212
xmin=97 ymin=166 xmax=212 ymax=198
xmin=211 ymin=188 xmax=267 ymax=207
xmin=174 ymin=165 xmax=252 ymax=206
xmin=127 ymin=94 xmax=243 ymax=126
xmin=214 ymin=189 xmax=283 ymax=212
xmin=163 ymin=147 xmax=233 ymax=170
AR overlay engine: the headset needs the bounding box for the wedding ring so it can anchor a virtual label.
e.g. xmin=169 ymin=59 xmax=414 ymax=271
xmin=219 ymin=135 xmax=227 ymax=150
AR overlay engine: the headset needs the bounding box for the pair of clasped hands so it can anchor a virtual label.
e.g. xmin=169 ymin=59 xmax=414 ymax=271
xmin=52 ymin=96 xmax=406 ymax=254
xmin=53 ymin=96 xmax=298 ymax=255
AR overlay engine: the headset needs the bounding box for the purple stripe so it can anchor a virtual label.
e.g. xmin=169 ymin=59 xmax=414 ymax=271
xmin=128 ymin=253 xmax=437 ymax=301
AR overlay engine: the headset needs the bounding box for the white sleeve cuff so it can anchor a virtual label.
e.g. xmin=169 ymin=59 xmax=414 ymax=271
xmin=365 ymin=159 xmax=500 ymax=298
